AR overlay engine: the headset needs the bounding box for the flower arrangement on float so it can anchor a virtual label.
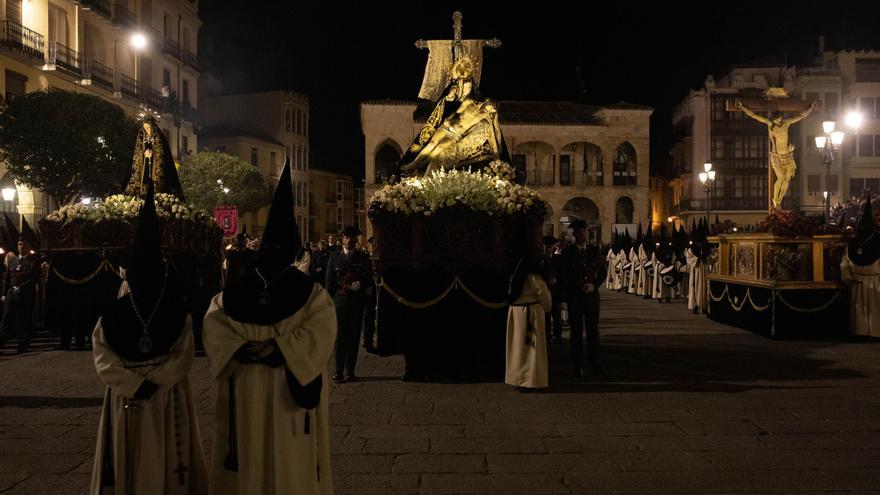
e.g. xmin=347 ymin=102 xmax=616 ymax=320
xmin=46 ymin=193 xmax=215 ymax=226
xmin=368 ymin=161 xmax=547 ymax=217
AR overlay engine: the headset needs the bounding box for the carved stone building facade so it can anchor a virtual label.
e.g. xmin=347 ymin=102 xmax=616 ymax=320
xmin=361 ymin=100 xmax=652 ymax=243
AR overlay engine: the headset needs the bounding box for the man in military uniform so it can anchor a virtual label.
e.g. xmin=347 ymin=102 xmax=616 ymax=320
xmin=559 ymin=220 xmax=608 ymax=377
xmin=0 ymin=237 xmax=41 ymax=353
xmin=326 ymin=226 xmax=372 ymax=382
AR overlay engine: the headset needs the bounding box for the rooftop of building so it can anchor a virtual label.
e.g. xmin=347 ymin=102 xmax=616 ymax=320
xmin=362 ymin=99 xmax=650 ymax=125
xmin=199 ymin=124 xmax=284 ymax=146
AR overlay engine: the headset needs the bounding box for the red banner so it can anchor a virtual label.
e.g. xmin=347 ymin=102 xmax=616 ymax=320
xmin=214 ymin=207 xmax=238 ymax=238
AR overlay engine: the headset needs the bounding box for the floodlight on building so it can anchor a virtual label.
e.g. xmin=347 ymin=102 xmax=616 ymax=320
xmin=130 ymin=33 xmax=148 ymax=50
xmin=845 ymin=111 xmax=863 ymax=131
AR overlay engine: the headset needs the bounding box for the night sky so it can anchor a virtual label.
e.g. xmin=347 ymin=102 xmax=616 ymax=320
xmin=197 ymin=2 xmax=880 ymax=179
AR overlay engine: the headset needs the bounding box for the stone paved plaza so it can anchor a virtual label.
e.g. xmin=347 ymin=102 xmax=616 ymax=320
xmin=1 ymin=289 xmax=878 ymax=494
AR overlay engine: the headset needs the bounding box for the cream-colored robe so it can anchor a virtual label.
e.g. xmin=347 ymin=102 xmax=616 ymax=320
xmin=636 ymin=246 xmax=649 ymax=296
xmin=627 ymin=248 xmax=638 ymax=293
xmin=90 ymin=317 xmax=208 ymax=495
xmin=604 ymin=249 xmax=615 ymax=289
xmin=505 ymin=274 xmax=552 ymax=389
xmin=841 ymin=255 xmax=880 ymax=337
xmin=652 ymin=254 xmax=675 ymax=300
xmin=203 ymin=284 xmax=336 ymax=495
xmin=686 ymin=248 xmax=699 ymax=309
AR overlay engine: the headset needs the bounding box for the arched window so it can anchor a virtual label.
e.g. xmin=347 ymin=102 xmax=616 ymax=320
xmin=615 ymin=196 xmax=634 ymax=224
xmin=513 ymin=141 xmax=555 ymax=186
xmin=613 ymin=143 xmax=637 ymax=186
xmin=561 ymin=142 xmax=603 ymax=186
xmin=562 ymin=197 xmax=601 ymax=243
xmin=374 ymin=142 xmax=401 ymax=184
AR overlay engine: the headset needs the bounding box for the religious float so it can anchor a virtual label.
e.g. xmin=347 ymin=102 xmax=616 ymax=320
xmin=38 ymin=118 xmax=223 ymax=342
xmin=367 ymin=13 xmax=547 ymax=380
xmin=707 ymin=212 xmax=847 ymax=338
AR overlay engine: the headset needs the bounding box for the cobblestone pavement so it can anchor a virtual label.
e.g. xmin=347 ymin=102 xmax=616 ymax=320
xmin=1 ymin=289 xmax=878 ymax=494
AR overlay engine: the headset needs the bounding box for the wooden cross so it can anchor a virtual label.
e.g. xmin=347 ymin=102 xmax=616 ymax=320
xmin=174 ymin=462 xmax=188 ymax=486
xmin=724 ymin=89 xmax=819 ymax=212
xmin=415 ymin=11 xmax=502 ymax=63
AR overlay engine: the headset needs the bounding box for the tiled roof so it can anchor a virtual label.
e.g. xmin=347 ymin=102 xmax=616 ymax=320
xmin=603 ymin=101 xmax=653 ymax=111
xmin=361 ymin=99 xmax=419 ymax=106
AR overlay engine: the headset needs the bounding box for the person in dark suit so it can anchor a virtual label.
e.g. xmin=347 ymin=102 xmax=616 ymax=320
xmin=309 ymin=240 xmax=330 ymax=286
xmin=0 ymin=237 xmax=41 ymax=353
xmin=541 ymin=235 xmax=562 ymax=344
xmin=326 ymin=226 xmax=372 ymax=382
xmin=559 ymin=220 xmax=608 ymax=377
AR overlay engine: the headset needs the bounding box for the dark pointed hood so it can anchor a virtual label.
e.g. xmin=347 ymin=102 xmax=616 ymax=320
xmin=635 ymin=223 xmax=644 ymax=247
xmin=643 ymin=225 xmax=655 ymax=255
xmin=103 ymin=181 xmax=187 ymax=362
xmin=223 ymin=159 xmax=314 ymax=325
xmin=257 ymin=158 xmax=302 ymax=275
xmin=848 ymin=192 xmax=880 ymax=266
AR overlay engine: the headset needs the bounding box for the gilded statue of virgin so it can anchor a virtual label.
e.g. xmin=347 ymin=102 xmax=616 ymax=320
xmin=124 ymin=117 xmax=186 ymax=199
xmin=400 ymin=56 xmax=508 ymax=176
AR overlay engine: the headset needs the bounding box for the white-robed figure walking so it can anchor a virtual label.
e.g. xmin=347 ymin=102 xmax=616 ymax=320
xmin=841 ymin=195 xmax=880 ymax=337
xmin=505 ymin=258 xmax=552 ymax=390
xmin=604 ymin=246 xmax=615 ymax=289
xmin=204 ymin=159 xmax=336 ymax=495
xmin=90 ymin=184 xmax=208 ymax=495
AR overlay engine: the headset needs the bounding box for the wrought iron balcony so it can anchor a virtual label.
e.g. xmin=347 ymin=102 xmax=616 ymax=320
xmin=0 ymin=20 xmax=45 ymax=59
xmin=180 ymin=102 xmax=196 ymax=123
xmin=678 ymin=197 xmax=767 ymax=212
xmin=140 ymin=86 xmax=164 ymax=111
xmin=181 ymin=48 xmax=197 ymax=69
xmin=112 ymin=3 xmax=136 ymax=28
xmin=80 ymin=0 xmax=111 ymax=20
xmin=83 ymin=59 xmax=113 ymax=89
xmin=561 ymin=170 xmax=603 ymax=187
xmin=162 ymin=37 xmax=181 ymax=59
xmin=119 ymin=73 xmax=138 ymax=98
xmin=525 ymin=169 xmax=554 ymax=186
xmin=46 ymin=42 xmax=82 ymax=75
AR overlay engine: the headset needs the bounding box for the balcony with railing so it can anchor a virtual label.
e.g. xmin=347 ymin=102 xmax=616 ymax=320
xmin=561 ymin=170 xmax=603 ymax=187
xmin=181 ymin=48 xmax=197 ymax=69
xmin=180 ymin=102 xmax=196 ymax=123
xmin=47 ymin=42 xmax=82 ymax=75
xmin=84 ymin=59 xmax=114 ymax=89
xmin=119 ymin=73 xmax=138 ymax=98
xmin=0 ymin=20 xmax=45 ymax=59
xmin=162 ymin=36 xmax=181 ymax=60
xmin=525 ymin=169 xmax=554 ymax=186
xmin=678 ymin=197 xmax=767 ymax=212
xmin=140 ymin=86 xmax=164 ymax=110
xmin=112 ymin=2 xmax=136 ymax=28
xmin=80 ymin=0 xmax=112 ymax=20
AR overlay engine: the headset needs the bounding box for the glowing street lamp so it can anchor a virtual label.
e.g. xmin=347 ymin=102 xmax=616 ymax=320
xmin=814 ymin=118 xmax=845 ymax=222
xmin=699 ymin=162 xmax=717 ymax=225
xmin=2 ymin=187 xmax=15 ymax=202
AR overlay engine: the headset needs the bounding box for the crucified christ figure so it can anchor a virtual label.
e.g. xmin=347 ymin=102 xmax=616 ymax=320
xmin=735 ymin=99 xmax=817 ymax=209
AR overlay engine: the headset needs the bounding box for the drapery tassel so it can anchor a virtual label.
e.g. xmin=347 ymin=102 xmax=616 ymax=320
xmin=224 ymin=376 xmax=239 ymax=471
xmin=304 ymin=410 xmax=310 ymax=434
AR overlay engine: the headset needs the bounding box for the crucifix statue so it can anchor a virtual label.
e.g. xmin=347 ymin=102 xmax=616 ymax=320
xmin=727 ymin=90 xmax=818 ymax=210
xmin=400 ymin=11 xmax=508 ymax=176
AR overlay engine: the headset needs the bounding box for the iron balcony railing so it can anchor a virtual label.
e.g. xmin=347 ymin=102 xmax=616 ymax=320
xmin=119 ymin=73 xmax=138 ymax=98
xmin=678 ymin=197 xmax=767 ymax=211
xmin=525 ymin=169 xmax=554 ymax=186
xmin=180 ymin=102 xmax=196 ymax=122
xmin=181 ymin=48 xmax=197 ymax=69
xmin=141 ymin=86 xmax=164 ymax=110
xmin=0 ymin=20 xmax=45 ymax=59
xmin=84 ymin=59 xmax=113 ymax=88
xmin=81 ymin=0 xmax=111 ymax=20
xmin=112 ymin=3 xmax=136 ymax=28
xmin=162 ymin=36 xmax=180 ymax=59
xmin=561 ymin=170 xmax=603 ymax=187
xmin=612 ymin=170 xmax=637 ymax=186
xmin=47 ymin=41 xmax=82 ymax=75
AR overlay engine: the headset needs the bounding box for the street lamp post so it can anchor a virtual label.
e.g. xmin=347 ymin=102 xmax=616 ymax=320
xmin=698 ymin=162 xmax=717 ymax=225
xmin=130 ymin=32 xmax=147 ymax=98
xmin=814 ymin=119 xmax=845 ymax=221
